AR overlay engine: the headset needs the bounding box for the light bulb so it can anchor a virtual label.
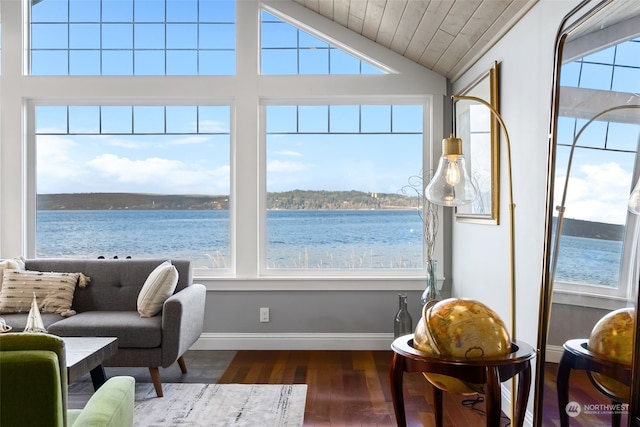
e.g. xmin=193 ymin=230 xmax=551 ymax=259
xmin=425 ymin=135 xmax=478 ymax=206
xmin=445 ymin=159 xmax=461 ymax=186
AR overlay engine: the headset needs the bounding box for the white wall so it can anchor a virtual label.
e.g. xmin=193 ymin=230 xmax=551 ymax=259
xmin=449 ymin=1 xmax=581 ymax=423
xmin=451 ymin=0 xmax=580 ymax=347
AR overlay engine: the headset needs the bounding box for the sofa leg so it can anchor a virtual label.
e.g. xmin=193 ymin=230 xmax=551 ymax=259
xmin=149 ymin=367 xmax=163 ymax=397
xmin=177 ymin=355 xmax=188 ymax=374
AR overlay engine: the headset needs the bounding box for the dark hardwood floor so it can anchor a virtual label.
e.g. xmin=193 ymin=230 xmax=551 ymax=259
xmin=69 ymin=350 xmax=627 ymax=426
xmin=218 ymin=350 xmax=510 ymax=427
xmin=542 ymin=362 xmax=629 ymax=427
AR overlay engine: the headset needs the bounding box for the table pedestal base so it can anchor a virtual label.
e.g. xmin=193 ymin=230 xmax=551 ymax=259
xmin=390 ymin=335 xmax=535 ymax=427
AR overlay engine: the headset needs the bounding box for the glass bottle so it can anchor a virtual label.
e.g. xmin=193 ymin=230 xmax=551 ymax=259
xmin=394 ymin=293 xmax=413 ymax=338
xmin=421 ymin=259 xmax=442 ymax=307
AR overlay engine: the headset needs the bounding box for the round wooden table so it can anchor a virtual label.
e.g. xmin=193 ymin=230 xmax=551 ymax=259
xmin=557 ymin=338 xmax=630 ymax=427
xmin=390 ymin=334 xmax=535 ymax=427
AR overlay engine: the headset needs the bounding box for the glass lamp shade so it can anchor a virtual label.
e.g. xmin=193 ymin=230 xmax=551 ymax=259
xmin=425 ymin=135 xmax=477 ymax=206
xmin=629 ymin=176 xmax=640 ymax=214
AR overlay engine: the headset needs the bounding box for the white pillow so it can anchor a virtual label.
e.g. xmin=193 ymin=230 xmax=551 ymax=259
xmin=0 ymin=257 xmax=25 ymax=288
xmin=137 ymin=261 xmax=179 ymax=318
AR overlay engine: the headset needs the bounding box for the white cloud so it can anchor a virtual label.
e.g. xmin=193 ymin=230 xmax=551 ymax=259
xmin=267 ymin=159 xmax=309 ymax=172
xmin=37 ymin=135 xmax=83 ymax=180
xmin=85 ymin=154 xmax=229 ymax=194
xmin=557 ymin=161 xmax=632 ymax=224
xmin=168 ymin=136 xmax=210 ymax=146
xmin=274 ymin=150 xmax=302 ymax=157
xmin=199 ymin=120 xmax=228 ymax=133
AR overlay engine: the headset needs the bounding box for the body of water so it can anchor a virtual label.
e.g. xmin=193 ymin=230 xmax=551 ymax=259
xmin=554 ymin=234 xmax=622 ymax=288
xmin=37 ymin=210 xmax=622 ymax=285
xmin=36 ymin=209 xmax=424 ymax=269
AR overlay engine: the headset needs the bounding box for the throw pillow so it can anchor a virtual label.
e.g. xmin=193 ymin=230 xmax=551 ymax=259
xmin=0 ymin=269 xmax=90 ymax=317
xmin=137 ymin=261 xmax=179 ymax=318
xmin=0 ymin=257 xmax=26 ymax=288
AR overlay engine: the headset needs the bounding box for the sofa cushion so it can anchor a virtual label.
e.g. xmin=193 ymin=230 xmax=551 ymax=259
xmin=137 ymin=261 xmax=178 ymax=318
xmin=0 ymin=313 xmax=65 ymax=332
xmin=47 ymin=311 xmax=162 ymax=348
xmin=0 ymin=270 xmax=89 ymax=317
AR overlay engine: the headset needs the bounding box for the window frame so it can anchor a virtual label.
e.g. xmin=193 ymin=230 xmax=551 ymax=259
xmin=258 ymin=96 xmax=438 ymax=278
xmin=26 ymin=98 xmax=237 ymax=277
xmin=550 ymin=30 xmax=640 ymax=307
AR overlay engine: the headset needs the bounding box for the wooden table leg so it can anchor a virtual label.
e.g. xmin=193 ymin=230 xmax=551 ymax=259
xmin=514 ymin=361 xmax=532 ymax=427
xmin=389 ymin=352 xmax=407 ymax=426
xmin=611 ymin=400 xmax=621 ymax=427
xmin=485 ymin=366 xmax=501 ymax=427
xmin=433 ymin=385 xmax=443 ymax=427
xmin=557 ymin=351 xmax=574 ymax=427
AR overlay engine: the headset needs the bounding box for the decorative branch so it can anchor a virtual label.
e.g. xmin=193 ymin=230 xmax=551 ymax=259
xmin=400 ymin=170 xmax=439 ymax=261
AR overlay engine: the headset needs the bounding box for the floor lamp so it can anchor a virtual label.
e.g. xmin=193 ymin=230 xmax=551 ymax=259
xmin=426 ymin=94 xmax=516 ymax=339
xmin=425 ymin=93 xmax=518 ymax=422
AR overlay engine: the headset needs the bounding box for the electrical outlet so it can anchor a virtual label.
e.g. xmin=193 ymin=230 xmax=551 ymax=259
xmin=260 ymin=307 xmax=270 ymax=322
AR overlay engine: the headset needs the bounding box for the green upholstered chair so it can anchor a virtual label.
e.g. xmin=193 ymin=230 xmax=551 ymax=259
xmin=0 ymin=333 xmax=135 ymax=427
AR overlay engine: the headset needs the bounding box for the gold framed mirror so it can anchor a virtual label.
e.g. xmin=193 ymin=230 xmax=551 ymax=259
xmin=535 ymin=0 xmax=640 ymax=425
xmin=454 ymin=61 xmax=500 ymax=224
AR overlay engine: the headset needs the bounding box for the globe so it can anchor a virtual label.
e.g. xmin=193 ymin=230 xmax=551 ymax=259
xmin=413 ymin=298 xmax=512 ymax=394
xmin=587 ymin=307 xmax=635 ymax=400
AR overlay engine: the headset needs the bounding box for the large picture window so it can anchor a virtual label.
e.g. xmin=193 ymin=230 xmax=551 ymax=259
xmin=34 ymin=105 xmax=231 ymax=269
xmin=264 ymin=104 xmax=425 ymax=271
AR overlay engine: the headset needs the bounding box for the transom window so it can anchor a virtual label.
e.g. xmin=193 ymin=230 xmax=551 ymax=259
xmin=30 ymin=0 xmax=236 ymax=76
xmin=260 ymin=10 xmax=384 ymax=75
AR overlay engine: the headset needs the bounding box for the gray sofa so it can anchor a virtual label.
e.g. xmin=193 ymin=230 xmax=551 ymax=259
xmin=1 ymin=258 xmax=206 ymax=397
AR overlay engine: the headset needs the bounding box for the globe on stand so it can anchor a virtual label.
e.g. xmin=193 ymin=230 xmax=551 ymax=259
xmin=413 ymin=298 xmax=512 ymax=394
xmin=588 ymin=307 xmax=635 ymax=400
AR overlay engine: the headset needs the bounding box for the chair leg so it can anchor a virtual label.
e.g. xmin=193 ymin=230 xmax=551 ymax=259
xmin=177 ymin=355 xmax=188 ymax=374
xmin=149 ymin=367 xmax=163 ymax=397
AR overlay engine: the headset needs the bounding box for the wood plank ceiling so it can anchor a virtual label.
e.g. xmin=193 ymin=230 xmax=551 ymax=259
xmin=292 ymin=0 xmax=539 ymax=81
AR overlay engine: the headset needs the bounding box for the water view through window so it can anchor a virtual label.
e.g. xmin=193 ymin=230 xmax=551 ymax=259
xmin=31 ymin=0 xmax=427 ymax=273
xmin=554 ymin=36 xmax=640 ymax=290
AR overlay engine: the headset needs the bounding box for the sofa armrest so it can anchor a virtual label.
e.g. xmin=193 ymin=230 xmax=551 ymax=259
xmin=160 ymin=283 xmax=206 ymax=366
xmin=69 ymin=376 xmax=135 ymax=427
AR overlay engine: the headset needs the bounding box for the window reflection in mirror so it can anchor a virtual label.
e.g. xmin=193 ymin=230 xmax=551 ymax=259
xmin=537 ymin=1 xmax=640 ymax=425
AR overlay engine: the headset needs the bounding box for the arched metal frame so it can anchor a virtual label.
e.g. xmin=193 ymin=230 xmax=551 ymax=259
xmin=535 ymin=0 xmax=640 ymax=425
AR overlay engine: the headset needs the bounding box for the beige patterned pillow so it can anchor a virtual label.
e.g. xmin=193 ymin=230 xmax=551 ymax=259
xmin=137 ymin=261 xmax=179 ymax=318
xmin=0 ymin=269 xmax=90 ymax=317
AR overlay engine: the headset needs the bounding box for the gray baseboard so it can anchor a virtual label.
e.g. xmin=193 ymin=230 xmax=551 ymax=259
xmin=191 ymin=332 xmax=393 ymax=350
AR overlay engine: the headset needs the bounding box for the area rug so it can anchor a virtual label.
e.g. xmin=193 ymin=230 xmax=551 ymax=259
xmin=134 ymin=383 xmax=307 ymax=426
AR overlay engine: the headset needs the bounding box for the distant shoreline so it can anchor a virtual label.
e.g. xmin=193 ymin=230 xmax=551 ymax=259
xmin=37 ymin=192 xmax=623 ymax=241
xmin=37 ymin=190 xmax=420 ymax=211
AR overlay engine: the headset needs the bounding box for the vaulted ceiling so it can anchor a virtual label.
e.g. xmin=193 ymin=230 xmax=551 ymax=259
xmin=292 ymin=0 xmax=539 ymax=81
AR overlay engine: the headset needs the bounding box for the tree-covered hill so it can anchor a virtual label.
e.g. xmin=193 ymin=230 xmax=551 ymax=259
xmin=37 ymin=190 xmax=418 ymax=211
